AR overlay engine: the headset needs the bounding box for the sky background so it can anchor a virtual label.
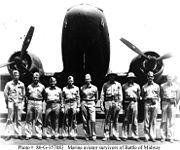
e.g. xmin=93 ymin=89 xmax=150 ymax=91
xmin=0 ymin=0 xmax=180 ymax=78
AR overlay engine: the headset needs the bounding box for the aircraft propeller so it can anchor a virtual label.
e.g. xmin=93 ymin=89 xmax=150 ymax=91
xmin=156 ymin=53 xmax=172 ymax=61
xmin=20 ymin=26 xmax=34 ymax=60
xmin=120 ymin=38 xmax=172 ymax=73
xmin=0 ymin=26 xmax=34 ymax=75
xmin=0 ymin=61 xmax=15 ymax=68
xmin=120 ymin=38 xmax=149 ymax=59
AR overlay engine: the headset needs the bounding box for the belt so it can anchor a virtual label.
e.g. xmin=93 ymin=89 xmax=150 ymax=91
xmin=145 ymin=98 xmax=157 ymax=105
xmin=29 ymin=98 xmax=43 ymax=101
xmin=163 ymin=98 xmax=175 ymax=101
xmin=65 ymin=99 xmax=76 ymax=103
xmin=8 ymin=97 xmax=23 ymax=101
xmin=105 ymin=96 xmax=118 ymax=102
xmin=29 ymin=100 xmax=42 ymax=104
xmin=162 ymin=98 xmax=176 ymax=103
xmin=124 ymin=98 xmax=137 ymax=103
xmin=47 ymin=100 xmax=60 ymax=104
xmin=82 ymin=99 xmax=95 ymax=102
xmin=146 ymin=98 xmax=157 ymax=100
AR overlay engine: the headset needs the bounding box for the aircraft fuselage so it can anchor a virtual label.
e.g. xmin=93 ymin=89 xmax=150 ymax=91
xmin=61 ymin=4 xmax=110 ymax=90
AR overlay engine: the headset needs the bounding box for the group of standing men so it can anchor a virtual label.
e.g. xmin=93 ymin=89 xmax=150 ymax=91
xmin=3 ymin=69 xmax=179 ymax=143
xmin=3 ymin=70 xmax=97 ymax=141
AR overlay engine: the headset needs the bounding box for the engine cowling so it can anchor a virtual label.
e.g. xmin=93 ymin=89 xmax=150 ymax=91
xmin=129 ymin=51 xmax=164 ymax=86
xmin=8 ymin=51 xmax=44 ymax=83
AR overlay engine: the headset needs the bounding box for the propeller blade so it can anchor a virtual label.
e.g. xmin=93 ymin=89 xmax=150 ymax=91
xmin=0 ymin=61 xmax=15 ymax=68
xmin=120 ymin=38 xmax=149 ymax=59
xmin=157 ymin=53 xmax=172 ymax=61
xmin=20 ymin=26 xmax=35 ymax=59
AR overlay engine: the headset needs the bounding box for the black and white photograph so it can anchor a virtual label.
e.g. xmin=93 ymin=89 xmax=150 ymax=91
xmin=0 ymin=0 xmax=180 ymax=149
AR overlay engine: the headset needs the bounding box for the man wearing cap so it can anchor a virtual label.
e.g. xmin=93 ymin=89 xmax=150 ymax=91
xmin=25 ymin=72 xmax=46 ymax=140
xmin=122 ymin=72 xmax=141 ymax=142
xmin=80 ymin=74 xmax=98 ymax=141
xmin=100 ymin=71 xmax=123 ymax=141
xmin=62 ymin=76 xmax=80 ymax=140
xmin=44 ymin=77 xmax=62 ymax=140
xmin=4 ymin=70 xmax=26 ymax=141
xmin=142 ymin=71 xmax=160 ymax=142
xmin=160 ymin=75 xmax=179 ymax=143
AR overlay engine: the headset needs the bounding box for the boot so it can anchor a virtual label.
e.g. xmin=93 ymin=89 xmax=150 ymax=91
xmin=44 ymin=127 xmax=52 ymax=139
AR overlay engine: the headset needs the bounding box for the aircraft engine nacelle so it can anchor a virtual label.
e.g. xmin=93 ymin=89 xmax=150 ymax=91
xmin=60 ymin=4 xmax=110 ymax=89
xmin=8 ymin=51 xmax=44 ymax=77
xmin=129 ymin=51 xmax=164 ymax=86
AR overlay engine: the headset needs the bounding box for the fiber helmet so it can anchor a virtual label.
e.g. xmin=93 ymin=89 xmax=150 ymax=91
xmin=106 ymin=70 xmax=117 ymax=77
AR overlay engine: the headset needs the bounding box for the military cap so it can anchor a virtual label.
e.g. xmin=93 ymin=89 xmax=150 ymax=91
xmin=49 ymin=77 xmax=56 ymax=83
xmin=127 ymin=72 xmax=136 ymax=78
xmin=68 ymin=76 xmax=74 ymax=81
xmin=33 ymin=72 xmax=40 ymax=77
xmin=12 ymin=70 xmax=19 ymax=75
xmin=147 ymin=71 xmax=154 ymax=77
xmin=85 ymin=74 xmax=91 ymax=80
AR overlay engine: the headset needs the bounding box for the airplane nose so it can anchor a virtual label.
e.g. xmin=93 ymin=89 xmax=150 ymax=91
xmin=61 ymin=4 xmax=110 ymax=89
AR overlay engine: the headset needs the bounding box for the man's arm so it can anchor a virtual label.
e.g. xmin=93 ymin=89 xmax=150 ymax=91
xmin=26 ymin=85 xmax=30 ymax=100
xmin=59 ymin=89 xmax=63 ymax=104
xmin=160 ymin=85 xmax=164 ymax=99
xmin=176 ymin=85 xmax=180 ymax=106
xmin=100 ymin=84 xmax=105 ymax=111
xmin=137 ymin=85 xmax=141 ymax=100
xmin=76 ymin=87 xmax=81 ymax=108
xmin=95 ymin=87 xmax=99 ymax=104
xmin=61 ymin=88 xmax=65 ymax=107
xmin=44 ymin=88 xmax=48 ymax=103
xmin=122 ymin=84 xmax=126 ymax=110
xmin=4 ymin=83 xmax=9 ymax=108
xmin=61 ymin=88 xmax=65 ymax=113
xmin=79 ymin=86 xmax=83 ymax=102
xmin=118 ymin=83 xmax=123 ymax=106
xmin=157 ymin=85 xmax=161 ymax=102
xmin=22 ymin=83 xmax=26 ymax=101
xmin=141 ymin=86 xmax=145 ymax=101
xmin=42 ymin=86 xmax=46 ymax=102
